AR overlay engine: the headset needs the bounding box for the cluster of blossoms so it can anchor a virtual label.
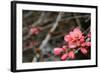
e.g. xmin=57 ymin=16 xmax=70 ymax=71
xmin=30 ymin=27 xmax=41 ymax=35
xmin=54 ymin=27 xmax=91 ymax=61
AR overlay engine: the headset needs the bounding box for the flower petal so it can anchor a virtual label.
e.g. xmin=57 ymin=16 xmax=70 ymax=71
xmin=54 ymin=48 xmax=63 ymax=55
xmin=68 ymin=51 xmax=75 ymax=59
xmin=80 ymin=48 xmax=87 ymax=54
xmin=61 ymin=54 xmax=68 ymax=61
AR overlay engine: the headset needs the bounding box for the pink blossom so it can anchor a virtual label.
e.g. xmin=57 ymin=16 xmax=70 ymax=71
xmin=86 ymin=42 xmax=91 ymax=47
xmin=80 ymin=39 xmax=84 ymax=43
xmin=80 ymin=36 xmax=85 ymax=43
xmin=64 ymin=34 xmax=72 ymax=42
xmin=76 ymin=41 xmax=81 ymax=47
xmin=64 ymin=27 xmax=82 ymax=46
xmin=70 ymin=27 xmax=82 ymax=40
xmin=68 ymin=42 xmax=77 ymax=48
xmin=81 ymin=42 xmax=86 ymax=47
xmin=30 ymin=27 xmax=40 ymax=35
xmin=81 ymin=36 xmax=85 ymax=39
xmin=68 ymin=41 xmax=81 ymax=48
xmin=80 ymin=48 xmax=87 ymax=54
xmin=53 ymin=27 xmax=91 ymax=60
xmin=88 ymin=33 xmax=91 ymax=38
xmin=61 ymin=54 xmax=68 ymax=61
xmin=68 ymin=51 xmax=75 ymax=59
xmin=54 ymin=48 xmax=63 ymax=55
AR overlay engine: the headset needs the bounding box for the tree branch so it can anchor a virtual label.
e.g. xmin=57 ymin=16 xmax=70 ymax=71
xmin=39 ymin=12 xmax=64 ymax=50
xmin=23 ymin=12 xmax=33 ymax=18
xmin=73 ymin=14 xmax=83 ymax=31
xmin=23 ymin=15 xmax=89 ymax=41
xmin=32 ymin=12 xmax=64 ymax=62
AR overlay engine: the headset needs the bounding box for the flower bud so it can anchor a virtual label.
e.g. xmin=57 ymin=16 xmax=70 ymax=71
xmin=61 ymin=54 xmax=68 ymax=61
xmin=80 ymin=48 xmax=87 ymax=54
xmin=86 ymin=42 xmax=91 ymax=47
xmin=54 ymin=48 xmax=63 ymax=55
xmin=68 ymin=51 xmax=75 ymax=59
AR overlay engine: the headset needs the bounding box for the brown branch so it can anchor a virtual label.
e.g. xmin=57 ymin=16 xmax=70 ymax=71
xmin=23 ymin=15 xmax=89 ymax=41
xmin=31 ymin=12 xmax=52 ymax=27
xmin=83 ymin=25 xmax=90 ymax=34
xmin=85 ymin=16 xmax=91 ymax=23
xmin=23 ymin=12 xmax=33 ymax=18
xmin=31 ymin=12 xmax=46 ymax=27
xmin=73 ymin=14 xmax=83 ymax=31
xmin=39 ymin=12 xmax=64 ymax=50
xmin=32 ymin=12 xmax=64 ymax=62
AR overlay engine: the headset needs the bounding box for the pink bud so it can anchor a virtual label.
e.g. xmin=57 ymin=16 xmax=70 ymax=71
xmin=80 ymin=38 xmax=84 ymax=43
xmin=64 ymin=35 xmax=72 ymax=42
xmin=81 ymin=43 xmax=86 ymax=47
xmin=30 ymin=27 xmax=40 ymax=35
xmin=61 ymin=54 xmax=68 ymax=61
xmin=68 ymin=51 xmax=75 ymax=59
xmin=80 ymin=48 xmax=87 ymax=54
xmin=86 ymin=42 xmax=91 ymax=47
xmin=54 ymin=48 xmax=63 ymax=55
xmin=81 ymin=36 xmax=85 ymax=39
xmin=88 ymin=33 xmax=91 ymax=38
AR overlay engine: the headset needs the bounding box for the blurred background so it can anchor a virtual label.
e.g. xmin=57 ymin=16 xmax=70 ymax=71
xmin=22 ymin=10 xmax=91 ymax=63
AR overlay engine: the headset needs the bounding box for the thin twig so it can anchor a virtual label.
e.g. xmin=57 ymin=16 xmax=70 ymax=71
xmin=24 ymin=12 xmax=33 ymax=18
xmin=23 ymin=15 xmax=89 ymax=41
xmin=39 ymin=12 xmax=64 ymax=50
xmin=73 ymin=14 xmax=83 ymax=31
xmin=32 ymin=12 xmax=64 ymax=62
xmin=32 ymin=12 xmax=46 ymax=27
xmin=32 ymin=12 xmax=52 ymax=27
xmin=85 ymin=16 xmax=91 ymax=23
xmin=83 ymin=26 xmax=90 ymax=34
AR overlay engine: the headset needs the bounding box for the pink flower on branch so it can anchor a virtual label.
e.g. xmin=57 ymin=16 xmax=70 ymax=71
xmin=86 ymin=42 xmax=91 ymax=47
xmin=88 ymin=32 xmax=91 ymax=38
xmin=81 ymin=42 xmax=86 ymax=47
xmin=80 ymin=36 xmax=85 ymax=43
xmin=68 ymin=51 xmax=75 ymax=59
xmin=80 ymin=48 xmax=88 ymax=55
xmin=53 ymin=27 xmax=91 ymax=61
xmin=68 ymin=42 xmax=77 ymax=48
xmin=64 ymin=27 xmax=83 ymax=43
xmin=64 ymin=35 xmax=72 ymax=42
xmin=61 ymin=54 xmax=68 ymax=61
xmin=30 ymin=27 xmax=41 ymax=35
xmin=53 ymin=48 xmax=63 ymax=56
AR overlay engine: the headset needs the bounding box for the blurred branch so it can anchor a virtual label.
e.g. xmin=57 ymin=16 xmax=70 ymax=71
xmin=85 ymin=16 xmax=91 ymax=23
xmin=83 ymin=25 xmax=90 ymax=34
xmin=39 ymin=12 xmax=64 ymax=50
xmin=32 ymin=12 xmax=51 ymax=27
xmin=32 ymin=12 xmax=64 ymax=62
xmin=24 ymin=12 xmax=33 ymax=18
xmin=62 ymin=15 xmax=89 ymax=21
xmin=73 ymin=14 xmax=84 ymax=31
xmin=41 ymin=15 xmax=89 ymax=30
xmin=51 ymin=33 xmax=65 ymax=40
xmin=32 ymin=12 xmax=46 ymax=27
xmin=23 ymin=15 xmax=89 ymax=41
